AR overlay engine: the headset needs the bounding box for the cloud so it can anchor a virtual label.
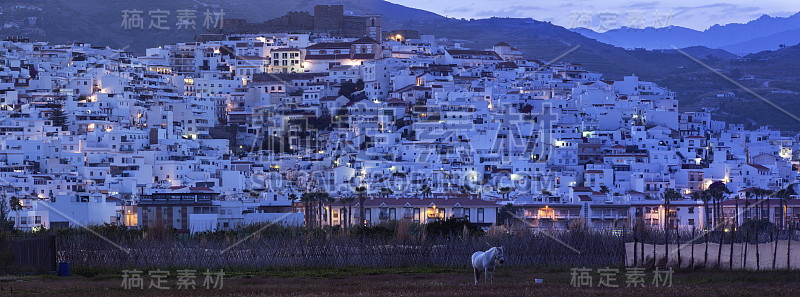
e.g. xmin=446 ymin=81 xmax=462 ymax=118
xmin=472 ymin=9 xmax=526 ymax=18
xmin=471 ymin=5 xmax=543 ymax=18
xmin=443 ymin=7 xmax=472 ymax=14
xmin=623 ymin=1 xmax=661 ymax=10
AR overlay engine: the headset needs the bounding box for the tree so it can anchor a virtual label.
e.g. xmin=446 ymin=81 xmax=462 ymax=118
xmin=309 ymin=112 xmax=332 ymax=131
xmin=774 ymin=185 xmax=796 ymax=269
xmin=419 ymin=185 xmax=432 ymax=199
xmin=498 ymin=187 xmax=513 ymax=200
xmin=300 ymin=192 xmax=315 ymax=228
xmin=519 ymin=104 xmax=533 ymax=116
xmin=338 ymin=79 xmax=365 ymax=99
xmin=707 ymin=181 xmax=729 ymax=268
xmin=315 ymin=192 xmax=323 ymax=228
xmin=599 ymin=185 xmax=610 ymax=194
xmin=708 ymin=181 xmax=729 ymax=228
xmin=729 ymin=68 xmax=742 ymax=80
xmin=356 ymin=186 xmax=367 ymax=226
xmin=662 ymin=188 xmax=681 ymax=264
xmin=0 ymin=196 xmax=14 ymax=232
xmin=497 ymin=203 xmax=519 ymax=226
xmin=776 ymin=186 xmax=796 ymax=229
xmin=9 ymin=196 xmax=21 ymax=224
xmin=394 ymin=117 xmax=410 ymax=130
xmin=340 ymin=195 xmax=355 ymax=228
xmin=786 ymin=188 xmax=795 ymax=269
xmin=695 ymin=190 xmax=711 ymax=267
xmin=751 ymin=188 xmax=771 ymax=222
xmin=315 ymin=191 xmax=332 ymax=228
xmin=425 ymin=217 xmax=483 ymax=238
xmin=48 ymin=103 xmax=68 ymax=129
xmin=379 ymin=187 xmax=393 ymax=198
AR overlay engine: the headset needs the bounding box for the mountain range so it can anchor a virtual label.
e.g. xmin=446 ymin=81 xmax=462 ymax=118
xmin=0 ymin=0 xmax=726 ymax=80
xmin=576 ymin=12 xmax=800 ymax=55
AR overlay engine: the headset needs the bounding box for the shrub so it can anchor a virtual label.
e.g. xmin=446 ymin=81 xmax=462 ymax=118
xmin=425 ymin=217 xmax=483 ymax=238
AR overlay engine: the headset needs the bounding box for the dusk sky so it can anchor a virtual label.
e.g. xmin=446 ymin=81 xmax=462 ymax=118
xmin=388 ymin=0 xmax=800 ymax=31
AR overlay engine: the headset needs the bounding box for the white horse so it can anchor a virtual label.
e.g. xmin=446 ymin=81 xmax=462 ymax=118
xmin=471 ymin=246 xmax=505 ymax=285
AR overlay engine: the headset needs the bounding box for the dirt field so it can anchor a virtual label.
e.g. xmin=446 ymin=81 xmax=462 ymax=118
xmin=3 ymin=268 xmax=800 ymax=297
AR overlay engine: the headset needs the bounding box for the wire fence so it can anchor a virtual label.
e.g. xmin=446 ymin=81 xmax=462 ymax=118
xmin=628 ymin=227 xmax=800 ymax=270
xmin=2 ymin=227 xmax=792 ymax=273
xmin=55 ymin=230 xmax=625 ymax=271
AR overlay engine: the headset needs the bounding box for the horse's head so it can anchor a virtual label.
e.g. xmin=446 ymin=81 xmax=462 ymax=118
xmin=494 ymin=246 xmax=505 ymax=265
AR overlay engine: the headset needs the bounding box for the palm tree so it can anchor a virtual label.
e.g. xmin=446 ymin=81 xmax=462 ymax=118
xmin=776 ymin=185 xmax=796 ymax=269
xmin=786 ymin=189 xmax=795 ymax=270
xmin=754 ymin=188 xmax=772 ymax=221
xmin=300 ymin=192 xmax=315 ymax=228
xmin=315 ymin=192 xmax=329 ymax=228
xmin=771 ymin=188 xmax=784 ymax=270
xmin=420 ymin=185 xmax=432 ymax=198
xmin=745 ymin=191 xmax=752 ymax=222
xmin=288 ymin=193 xmax=298 ymax=211
xmin=356 ymin=186 xmax=367 ymax=226
xmin=698 ymin=190 xmax=711 ymax=267
xmin=775 ymin=188 xmax=790 ymax=229
xmin=9 ymin=196 xmax=21 ymax=228
xmin=708 ymin=181 xmax=729 ymax=269
xmin=760 ymin=188 xmax=770 ymax=219
xmin=380 ymin=187 xmax=393 ymax=198
xmin=751 ymin=188 xmax=771 ymax=271
xmin=599 ymin=185 xmax=610 ymax=194
xmin=690 ymin=191 xmax=704 ymax=269
xmin=708 ymin=181 xmax=729 ymax=226
xmin=731 ymin=192 xmax=740 ymax=271
xmin=662 ymin=188 xmax=681 ymax=266
xmin=498 ymin=187 xmax=513 ymax=200
xmin=316 ymin=191 xmax=332 ymax=228
xmin=340 ymin=194 xmax=355 ymax=228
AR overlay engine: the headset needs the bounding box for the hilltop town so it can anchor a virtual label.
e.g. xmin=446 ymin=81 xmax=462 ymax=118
xmin=2 ymin=5 xmax=799 ymax=234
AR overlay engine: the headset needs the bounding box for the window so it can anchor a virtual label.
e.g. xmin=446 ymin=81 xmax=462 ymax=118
xmin=389 ymin=208 xmax=396 ymax=220
xmin=413 ymin=208 xmax=420 ymax=222
xmin=688 ymin=207 xmax=694 ymax=214
xmin=477 ymin=208 xmax=485 ymax=223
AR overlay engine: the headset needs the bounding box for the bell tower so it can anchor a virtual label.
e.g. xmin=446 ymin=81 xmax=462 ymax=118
xmin=367 ymin=14 xmax=382 ymax=42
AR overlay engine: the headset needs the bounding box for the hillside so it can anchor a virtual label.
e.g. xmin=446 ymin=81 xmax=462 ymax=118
xmin=0 ymin=0 xmax=724 ymax=81
xmin=577 ymin=12 xmax=800 ymax=54
xmin=1 ymin=0 xmax=799 ymax=130
xmin=0 ymin=0 xmax=444 ymax=53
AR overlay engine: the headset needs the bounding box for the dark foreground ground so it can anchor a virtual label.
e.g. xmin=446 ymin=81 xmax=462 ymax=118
xmin=2 ymin=267 xmax=800 ymax=297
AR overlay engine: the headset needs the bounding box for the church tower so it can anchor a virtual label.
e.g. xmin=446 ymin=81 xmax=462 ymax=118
xmin=367 ymin=15 xmax=382 ymax=42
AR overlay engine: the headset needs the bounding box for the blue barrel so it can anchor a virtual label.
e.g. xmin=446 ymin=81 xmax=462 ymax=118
xmin=58 ymin=262 xmax=70 ymax=277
